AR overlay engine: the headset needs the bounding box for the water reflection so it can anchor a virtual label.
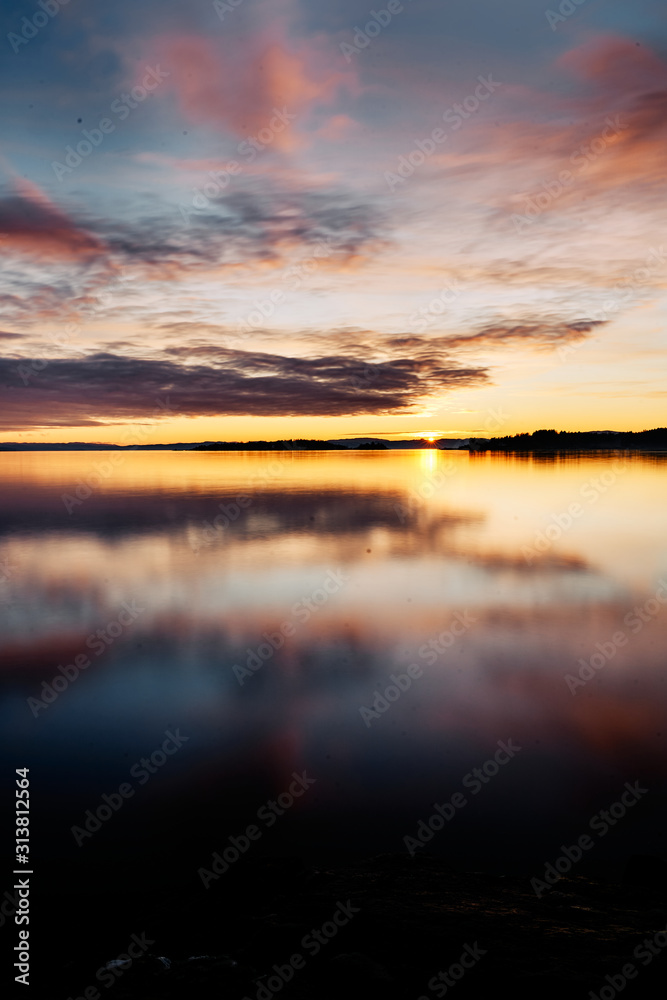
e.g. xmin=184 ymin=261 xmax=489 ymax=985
xmin=1 ymin=451 xmax=666 ymax=883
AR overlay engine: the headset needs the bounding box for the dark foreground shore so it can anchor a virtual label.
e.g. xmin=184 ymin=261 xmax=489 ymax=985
xmin=46 ymin=854 xmax=667 ymax=999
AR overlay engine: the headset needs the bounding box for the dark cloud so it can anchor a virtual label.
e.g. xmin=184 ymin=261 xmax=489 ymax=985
xmin=0 ymin=182 xmax=388 ymax=271
xmin=0 ymin=344 xmax=488 ymax=429
xmin=386 ymin=318 xmax=605 ymax=353
xmin=91 ymin=184 xmax=390 ymax=268
xmin=0 ymin=190 xmax=104 ymax=259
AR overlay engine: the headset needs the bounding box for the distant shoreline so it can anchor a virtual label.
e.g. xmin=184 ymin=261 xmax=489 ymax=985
xmin=0 ymin=428 xmax=665 ymax=452
xmin=1 ymin=446 xmax=666 ymax=453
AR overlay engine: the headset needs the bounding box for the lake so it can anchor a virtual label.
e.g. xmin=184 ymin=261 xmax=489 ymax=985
xmin=1 ymin=450 xmax=666 ymax=924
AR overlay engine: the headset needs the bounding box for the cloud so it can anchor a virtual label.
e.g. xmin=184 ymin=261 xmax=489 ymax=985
xmin=403 ymin=35 xmax=667 ymax=230
xmin=0 ymin=176 xmax=387 ymax=274
xmin=0 ymin=344 xmax=488 ymax=429
xmin=387 ymin=318 xmax=605 ymax=354
xmin=545 ymin=37 xmax=667 ymax=198
xmin=558 ymin=34 xmax=667 ymax=97
xmin=165 ymin=183 xmax=390 ymax=263
xmin=0 ymin=181 xmax=390 ymax=332
xmin=158 ymin=31 xmax=352 ymax=148
xmin=0 ymin=180 xmax=105 ymax=261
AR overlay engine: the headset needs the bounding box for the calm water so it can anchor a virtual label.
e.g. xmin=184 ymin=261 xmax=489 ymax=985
xmin=2 ymin=450 xmax=666 ymax=901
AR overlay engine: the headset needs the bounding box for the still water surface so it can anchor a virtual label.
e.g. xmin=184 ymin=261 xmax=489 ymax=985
xmin=1 ymin=450 xmax=666 ymax=892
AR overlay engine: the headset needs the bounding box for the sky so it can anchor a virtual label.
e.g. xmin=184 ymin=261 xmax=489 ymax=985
xmin=0 ymin=0 xmax=665 ymax=443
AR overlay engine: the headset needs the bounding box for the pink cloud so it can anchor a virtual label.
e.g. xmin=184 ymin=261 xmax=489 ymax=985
xmin=157 ymin=33 xmax=354 ymax=149
xmin=558 ymin=34 xmax=667 ymax=95
xmin=416 ymin=35 xmax=667 ymax=214
xmin=314 ymin=113 xmax=361 ymax=141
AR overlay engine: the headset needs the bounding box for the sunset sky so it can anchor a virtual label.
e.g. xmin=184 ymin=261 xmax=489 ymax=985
xmin=1 ymin=0 xmax=665 ymax=443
